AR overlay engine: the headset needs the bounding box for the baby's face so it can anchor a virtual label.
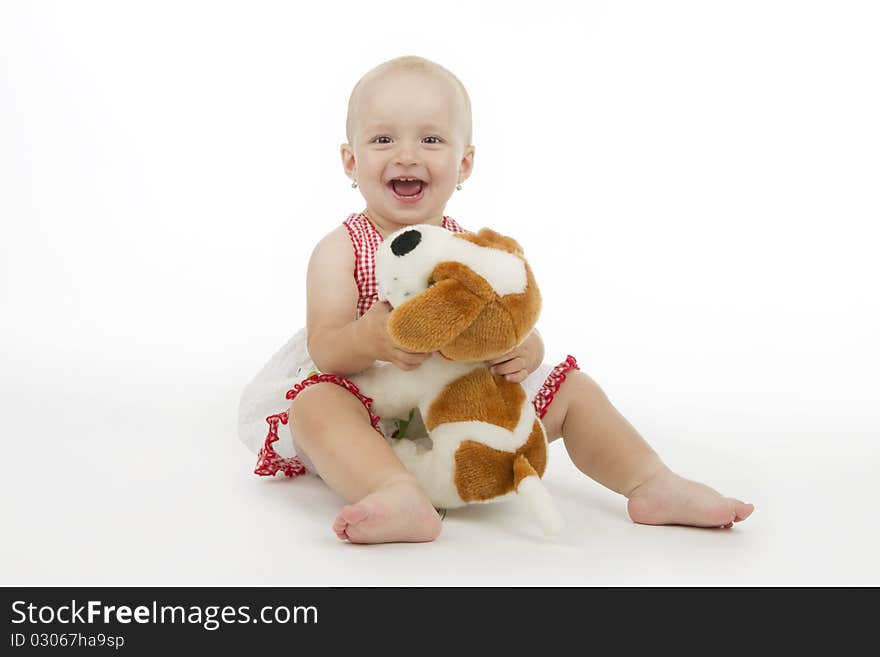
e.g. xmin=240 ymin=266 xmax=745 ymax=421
xmin=342 ymin=70 xmax=474 ymax=226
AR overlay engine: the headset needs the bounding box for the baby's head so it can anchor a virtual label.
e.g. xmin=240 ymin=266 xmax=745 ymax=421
xmin=341 ymin=56 xmax=475 ymax=227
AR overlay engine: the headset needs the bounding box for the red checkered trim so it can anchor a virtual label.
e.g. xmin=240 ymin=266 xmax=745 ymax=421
xmin=253 ymin=411 xmax=307 ymax=478
xmin=343 ymin=212 xmax=466 ymax=318
xmin=253 ymin=373 xmax=384 ymax=478
xmin=531 ymin=355 xmax=580 ymax=419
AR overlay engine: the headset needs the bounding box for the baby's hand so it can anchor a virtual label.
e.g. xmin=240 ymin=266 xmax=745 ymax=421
xmin=360 ymin=301 xmax=434 ymax=371
xmin=486 ymin=335 xmax=540 ymax=384
xmin=487 ymin=351 xmax=529 ymax=383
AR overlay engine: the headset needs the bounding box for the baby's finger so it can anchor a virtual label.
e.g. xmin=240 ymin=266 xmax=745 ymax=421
xmin=490 ymin=357 xmax=526 ymax=376
xmin=504 ymin=370 xmax=528 ymax=384
xmin=390 ymin=354 xmax=421 ymax=371
xmin=487 ymin=354 xmax=514 ymax=367
xmin=395 ymin=348 xmax=431 ymax=367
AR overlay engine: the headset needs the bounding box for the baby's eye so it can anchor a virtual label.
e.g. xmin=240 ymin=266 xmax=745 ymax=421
xmin=373 ymin=136 xmax=392 ymax=144
xmin=423 ymin=136 xmax=442 ymax=144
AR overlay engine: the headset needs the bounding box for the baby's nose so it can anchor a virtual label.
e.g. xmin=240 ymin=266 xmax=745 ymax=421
xmin=390 ymin=229 xmax=421 ymax=257
xmin=394 ymin=146 xmax=418 ymax=166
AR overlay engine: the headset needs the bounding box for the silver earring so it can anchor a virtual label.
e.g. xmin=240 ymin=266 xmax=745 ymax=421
xmin=351 ymin=179 xmax=358 ymax=188
xmin=456 ymin=183 xmax=462 ymax=191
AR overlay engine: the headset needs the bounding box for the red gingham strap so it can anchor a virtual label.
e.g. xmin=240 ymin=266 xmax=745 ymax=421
xmin=343 ymin=213 xmax=384 ymax=319
xmin=442 ymin=215 xmax=467 ymax=234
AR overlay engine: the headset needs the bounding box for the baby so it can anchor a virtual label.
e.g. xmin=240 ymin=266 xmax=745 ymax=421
xmin=238 ymin=55 xmax=754 ymax=543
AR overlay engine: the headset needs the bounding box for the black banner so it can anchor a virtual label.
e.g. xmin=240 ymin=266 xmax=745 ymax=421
xmin=1 ymin=586 xmax=873 ymax=653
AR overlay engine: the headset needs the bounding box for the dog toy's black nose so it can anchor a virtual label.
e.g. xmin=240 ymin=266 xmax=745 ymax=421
xmin=391 ymin=229 xmax=421 ymax=256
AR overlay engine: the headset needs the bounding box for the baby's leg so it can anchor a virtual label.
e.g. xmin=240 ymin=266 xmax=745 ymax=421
xmin=289 ymin=383 xmax=441 ymax=543
xmin=540 ymin=371 xmax=754 ymax=528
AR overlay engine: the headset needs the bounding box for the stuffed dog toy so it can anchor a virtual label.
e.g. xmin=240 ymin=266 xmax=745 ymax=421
xmin=351 ymin=224 xmax=564 ymax=536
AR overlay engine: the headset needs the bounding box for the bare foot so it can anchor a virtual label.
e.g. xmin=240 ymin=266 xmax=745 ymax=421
xmin=332 ymin=474 xmax=442 ymax=544
xmin=626 ymin=467 xmax=754 ymax=528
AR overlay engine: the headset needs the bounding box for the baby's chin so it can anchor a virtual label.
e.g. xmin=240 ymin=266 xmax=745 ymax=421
xmin=370 ymin=202 xmax=446 ymax=226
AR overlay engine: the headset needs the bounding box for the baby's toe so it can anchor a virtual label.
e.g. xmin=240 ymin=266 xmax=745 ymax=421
xmin=703 ymin=498 xmax=740 ymax=527
xmin=733 ymin=500 xmax=755 ymax=522
xmin=714 ymin=498 xmax=754 ymax=528
xmin=339 ymin=504 xmax=370 ymax=525
xmin=333 ymin=504 xmax=370 ymax=541
xmin=332 ymin=515 xmax=350 ymax=541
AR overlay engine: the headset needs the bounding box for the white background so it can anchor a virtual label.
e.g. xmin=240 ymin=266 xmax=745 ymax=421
xmin=1 ymin=0 xmax=878 ymax=585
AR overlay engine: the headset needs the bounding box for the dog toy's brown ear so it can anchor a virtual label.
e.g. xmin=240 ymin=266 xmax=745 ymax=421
xmin=388 ymin=230 xmax=541 ymax=360
xmin=435 ymin=256 xmax=540 ymax=360
xmin=456 ymin=228 xmax=525 ymax=257
xmin=473 ymin=228 xmax=525 ymax=256
xmin=387 ymin=262 xmax=494 ymax=353
xmin=388 ymin=259 xmax=536 ymax=360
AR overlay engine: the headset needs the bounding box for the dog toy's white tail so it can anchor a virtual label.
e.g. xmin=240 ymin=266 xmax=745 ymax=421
xmin=514 ymin=455 xmax=565 ymax=536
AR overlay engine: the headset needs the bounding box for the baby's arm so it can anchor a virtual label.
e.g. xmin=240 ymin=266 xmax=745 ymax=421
xmin=305 ymin=226 xmax=433 ymax=378
xmin=305 ymin=226 xmax=374 ymax=376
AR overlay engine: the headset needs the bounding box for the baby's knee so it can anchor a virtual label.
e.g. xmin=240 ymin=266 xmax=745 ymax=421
xmin=288 ymin=382 xmax=368 ymax=440
xmin=542 ymin=370 xmax=607 ymax=438
xmin=288 ymin=384 xmax=333 ymax=438
xmin=551 ymin=369 xmax=605 ymax=406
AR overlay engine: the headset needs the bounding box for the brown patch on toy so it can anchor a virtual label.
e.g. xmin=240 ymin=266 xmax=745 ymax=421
xmin=439 ymin=303 xmax=520 ymax=361
xmin=425 ymin=368 xmax=525 ymax=432
xmin=520 ymin=420 xmax=547 ymax=477
xmin=453 ymin=417 xmax=549 ymax=502
xmin=430 ymin=261 xmax=496 ymax=302
xmin=455 ymin=228 xmax=525 ymax=256
xmin=454 ymin=441 xmax=514 ymax=501
xmin=386 ymin=232 xmax=542 ymax=362
xmin=513 ymin=454 xmax=538 ymax=488
xmin=387 ymin=276 xmax=487 ymax=353
xmin=497 ymin=264 xmax=542 ymax=345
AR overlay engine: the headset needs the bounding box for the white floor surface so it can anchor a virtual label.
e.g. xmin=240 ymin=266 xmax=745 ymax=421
xmin=2 ymin=348 xmax=877 ymax=587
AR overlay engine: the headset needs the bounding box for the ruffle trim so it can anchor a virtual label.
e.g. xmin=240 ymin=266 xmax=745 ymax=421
xmin=531 ymin=355 xmax=580 ymax=420
xmin=254 ymin=373 xmax=383 ymax=478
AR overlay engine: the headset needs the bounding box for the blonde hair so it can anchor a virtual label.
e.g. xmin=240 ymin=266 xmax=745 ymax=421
xmin=345 ymin=55 xmax=473 ymax=146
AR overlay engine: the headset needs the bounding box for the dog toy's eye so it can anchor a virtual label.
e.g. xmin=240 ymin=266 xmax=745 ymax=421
xmin=427 ymin=279 xmax=435 ymax=287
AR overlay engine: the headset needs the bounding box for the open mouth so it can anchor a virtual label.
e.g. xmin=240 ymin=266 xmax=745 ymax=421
xmin=387 ymin=177 xmax=427 ymax=202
